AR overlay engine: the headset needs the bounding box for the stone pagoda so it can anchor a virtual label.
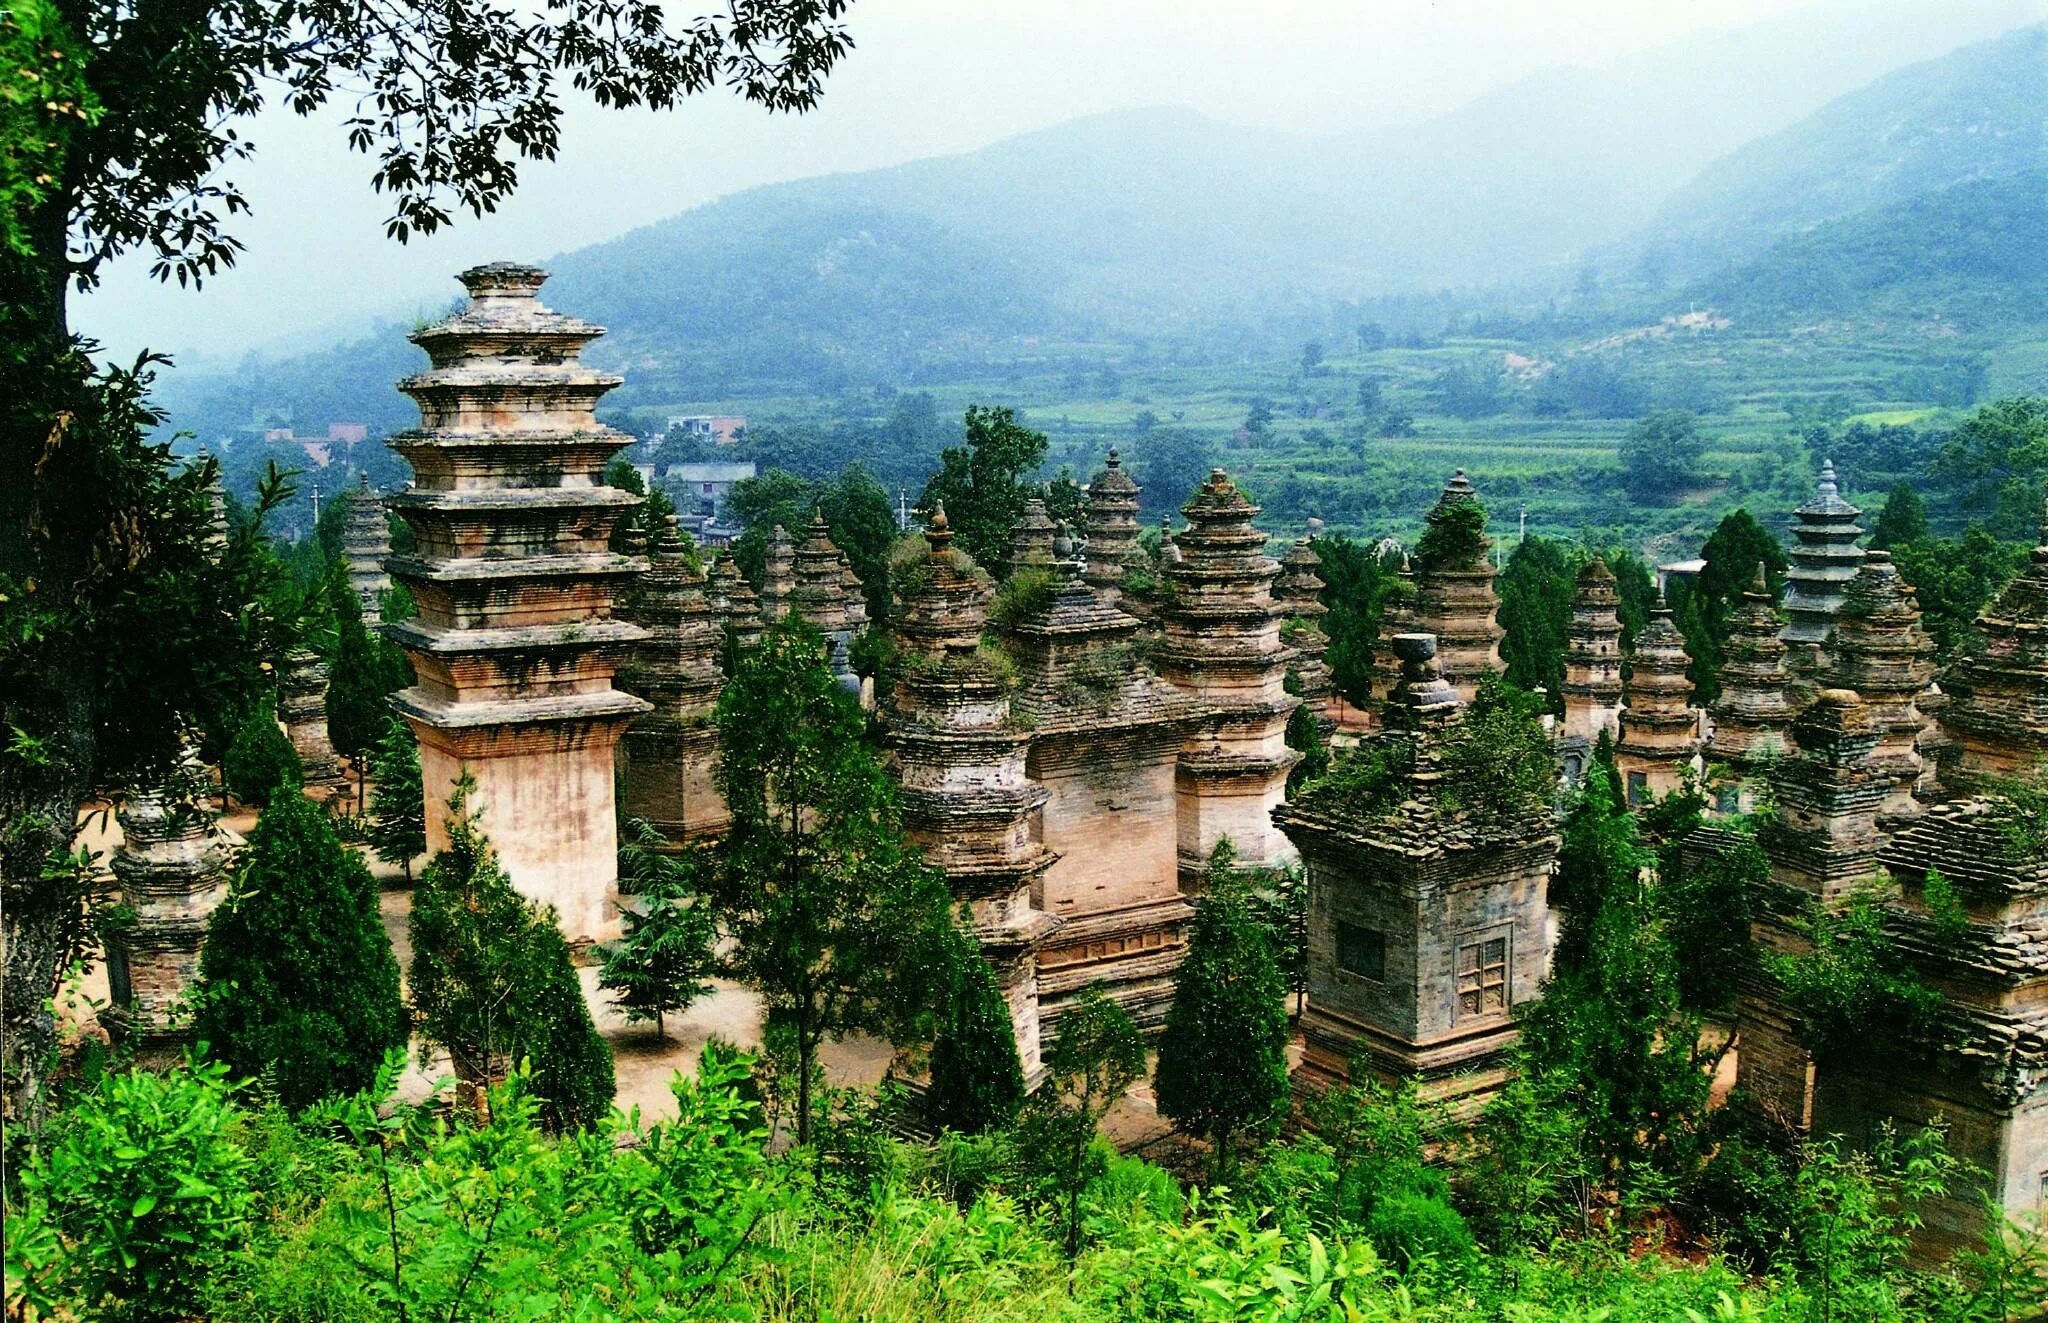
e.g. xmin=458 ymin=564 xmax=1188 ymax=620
xmin=1708 ymin=567 xmax=1796 ymax=814
xmin=1781 ymin=460 xmax=1865 ymax=691
xmin=1557 ymin=556 xmax=1624 ymax=776
xmin=1942 ymin=501 xmax=2048 ymax=778
xmin=105 ymin=756 xmax=232 ymax=1065
xmin=1735 ymin=689 xmax=1890 ymax=1129
xmin=997 ymin=502 xmax=1203 ymax=1033
xmin=1824 ymin=798 xmax=2048 ymax=1257
xmin=791 ymin=510 xmax=860 ymax=690
xmin=619 ymin=517 xmax=728 ymax=845
xmin=383 ymin=261 xmax=649 ymax=946
xmin=1369 ymin=554 xmax=1420 ymax=714
xmin=888 ymin=507 xmax=1061 ymax=1070
xmin=341 ymin=473 xmax=392 ymax=614
xmin=707 ymin=549 xmax=763 ymax=655
xmin=1156 ymin=469 xmax=1301 ymax=882
xmin=1275 ymin=632 xmax=1559 ymax=1113
xmin=1410 ymin=471 xmax=1504 ymax=702
xmin=279 ymin=647 xmax=348 ymax=796
xmin=1830 ymin=550 xmax=1936 ymax=821
xmin=1083 ymin=449 xmax=1143 ymax=605
xmin=1007 ymin=495 xmax=1059 ymax=577
xmin=760 ymin=525 xmax=796 ymax=623
xmin=1274 ymin=538 xmax=1335 ymax=733
xmin=1615 ymin=592 xmax=1700 ymax=805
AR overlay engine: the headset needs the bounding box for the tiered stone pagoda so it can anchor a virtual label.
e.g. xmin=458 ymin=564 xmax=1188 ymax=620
xmin=1275 ymin=632 xmax=1559 ymax=1113
xmin=279 ymin=647 xmax=348 ymax=795
xmin=1274 ymin=538 xmax=1335 ymax=732
xmin=1409 ymin=471 xmax=1503 ymax=702
xmin=618 ymin=518 xmax=728 ymax=844
xmin=1942 ymin=502 xmax=2048 ymax=778
xmin=1736 ymin=689 xmax=1890 ymax=1129
xmin=1781 ymin=460 xmax=1865 ymax=691
xmin=998 ymin=503 xmax=1203 ymax=1032
xmin=791 ymin=510 xmax=860 ymax=689
xmin=888 ymin=508 xmax=1061 ymax=1067
xmin=1708 ymin=567 xmax=1796 ymax=814
xmin=105 ymin=756 xmax=232 ymax=1065
xmin=1007 ymin=495 xmax=1059 ymax=576
xmin=707 ymin=549 xmax=763 ymax=655
xmin=1557 ymin=556 xmax=1624 ymax=779
xmin=760 ymin=525 xmax=796 ymax=623
xmin=1615 ymin=593 xmax=1700 ymax=804
xmin=1082 ymin=449 xmax=1143 ymax=604
xmin=341 ymin=473 xmax=392 ymax=614
xmin=383 ymin=261 xmax=649 ymax=946
xmin=1830 ymin=550 xmax=1935 ymax=820
xmin=1369 ymin=554 xmax=1420 ymax=714
xmin=1157 ymin=469 xmax=1301 ymax=881
xmin=1826 ymin=798 xmax=2048 ymax=1256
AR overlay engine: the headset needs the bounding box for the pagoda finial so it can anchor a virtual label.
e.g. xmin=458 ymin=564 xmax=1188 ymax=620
xmin=926 ymin=500 xmax=953 ymax=552
xmin=1817 ymin=459 xmax=1840 ymax=500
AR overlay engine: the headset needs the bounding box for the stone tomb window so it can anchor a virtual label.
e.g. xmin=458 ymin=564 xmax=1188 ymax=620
xmin=1336 ymin=921 xmax=1385 ymax=982
xmin=1455 ymin=930 xmax=1510 ymax=1019
xmin=1626 ymin=770 xmax=1648 ymax=806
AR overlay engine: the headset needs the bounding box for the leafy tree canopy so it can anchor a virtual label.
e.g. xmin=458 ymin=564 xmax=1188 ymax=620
xmin=919 ymin=406 xmax=1049 ymax=571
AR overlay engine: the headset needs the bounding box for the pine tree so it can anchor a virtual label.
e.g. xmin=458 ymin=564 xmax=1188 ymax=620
xmin=366 ymin=719 xmax=424 ymax=882
xmin=409 ymin=779 xmax=615 ymax=1130
xmin=1155 ymin=840 xmax=1292 ymax=1179
xmin=598 ymin=822 xmax=716 ymax=1038
xmin=1018 ymin=986 xmax=1146 ymax=1257
xmin=704 ymin=613 xmax=960 ymax=1144
xmin=926 ymin=944 xmax=1026 ymax=1135
xmin=1674 ymin=508 xmax=1787 ymax=704
xmin=193 ymin=790 xmax=405 ymax=1108
xmin=325 ymin=563 xmax=412 ymax=811
xmin=221 ymin=699 xmax=302 ymax=808
xmin=1497 ymin=535 xmax=1578 ymax=710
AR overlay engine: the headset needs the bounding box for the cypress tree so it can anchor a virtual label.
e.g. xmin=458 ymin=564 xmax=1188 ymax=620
xmin=325 ymin=564 xmax=411 ymax=811
xmin=366 ymin=719 xmax=424 ymax=882
xmin=409 ymin=779 xmax=615 ymax=1130
xmin=221 ymin=699 xmax=302 ymax=808
xmin=193 ymin=790 xmax=405 ymax=1108
xmin=1870 ymin=481 xmax=1929 ymax=550
xmin=926 ymin=943 xmax=1026 ymax=1135
xmin=1155 ymin=841 xmax=1292 ymax=1178
xmin=1019 ymin=986 xmax=1145 ymax=1257
xmin=598 ymin=824 xmax=716 ymax=1038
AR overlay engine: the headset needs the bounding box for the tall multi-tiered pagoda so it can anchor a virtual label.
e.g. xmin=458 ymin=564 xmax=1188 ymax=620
xmin=1410 ymin=471 xmax=1504 ymax=702
xmin=1616 ymin=592 xmax=1699 ymax=803
xmin=1708 ymin=567 xmax=1796 ymax=813
xmin=1083 ymin=449 xmax=1143 ymax=604
xmin=1157 ymin=469 xmax=1301 ymax=880
xmin=341 ymin=473 xmax=392 ymax=614
xmin=1830 ymin=550 xmax=1935 ymax=821
xmin=1781 ymin=460 xmax=1865 ymax=690
xmin=1942 ymin=501 xmax=2048 ymax=778
xmin=619 ymin=518 xmax=728 ymax=844
xmin=1558 ymin=557 xmax=1624 ymax=759
xmin=383 ymin=261 xmax=649 ymax=945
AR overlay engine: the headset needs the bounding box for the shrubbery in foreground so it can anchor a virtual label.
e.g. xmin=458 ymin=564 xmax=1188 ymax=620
xmin=10 ymin=1044 xmax=2047 ymax=1323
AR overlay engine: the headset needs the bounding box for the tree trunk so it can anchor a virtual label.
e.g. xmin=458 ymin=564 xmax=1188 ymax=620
xmin=796 ymin=1018 xmax=814 ymax=1147
xmin=1 ymin=189 xmax=87 ymax=1137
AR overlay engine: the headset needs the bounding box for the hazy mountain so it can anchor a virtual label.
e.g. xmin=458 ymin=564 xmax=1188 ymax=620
xmin=1628 ymin=25 xmax=2048 ymax=285
xmin=155 ymin=5 xmax=2046 ymax=437
xmin=1686 ymin=170 xmax=2048 ymax=331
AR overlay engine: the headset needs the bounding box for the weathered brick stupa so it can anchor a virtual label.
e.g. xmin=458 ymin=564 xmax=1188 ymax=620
xmin=888 ymin=506 xmax=1061 ymax=1070
xmin=1368 ymin=553 xmax=1420 ymax=715
xmin=1735 ymin=689 xmax=1889 ymax=1130
xmin=1942 ymin=501 xmax=2048 ymax=778
xmin=1275 ymin=538 xmax=1336 ymax=732
xmin=280 ymin=646 xmax=349 ymax=795
xmin=105 ymin=754 xmax=231 ymax=1064
xmin=792 ymin=510 xmax=861 ymax=691
xmin=1082 ymin=449 xmax=1142 ymax=605
xmin=342 ymin=472 xmax=392 ymax=614
xmin=1828 ymin=798 xmax=2048 ymax=1257
xmin=998 ymin=498 xmax=1202 ymax=1033
xmin=618 ymin=518 xmax=728 ymax=845
xmin=706 ymin=548 xmax=764 ymax=655
xmin=1157 ymin=469 xmax=1301 ymax=882
xmin=1781 ymin=460 xmax=1865 ymax=692
xmin=1708 ymin=567 xmax=1796 ymax=814
xmin=1275 ymin=632 xmax=1559 ymax=1113
xmin=1830 ymin=550 xmax=1935 ymax=822
xmin=1615 ymin=591 xmax=1700 ymax=805
xmin=383 ymin=262 xmax=650 ymax=946
xmin=1558 ymin=556 xmax=1624 ymax=777
xmin=1409 ymin=470 xmax=1504 ymax=703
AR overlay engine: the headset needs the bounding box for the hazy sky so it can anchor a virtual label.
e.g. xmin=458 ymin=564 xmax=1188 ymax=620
xmin=76 ymin=0 xmax=2039 ymax=366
